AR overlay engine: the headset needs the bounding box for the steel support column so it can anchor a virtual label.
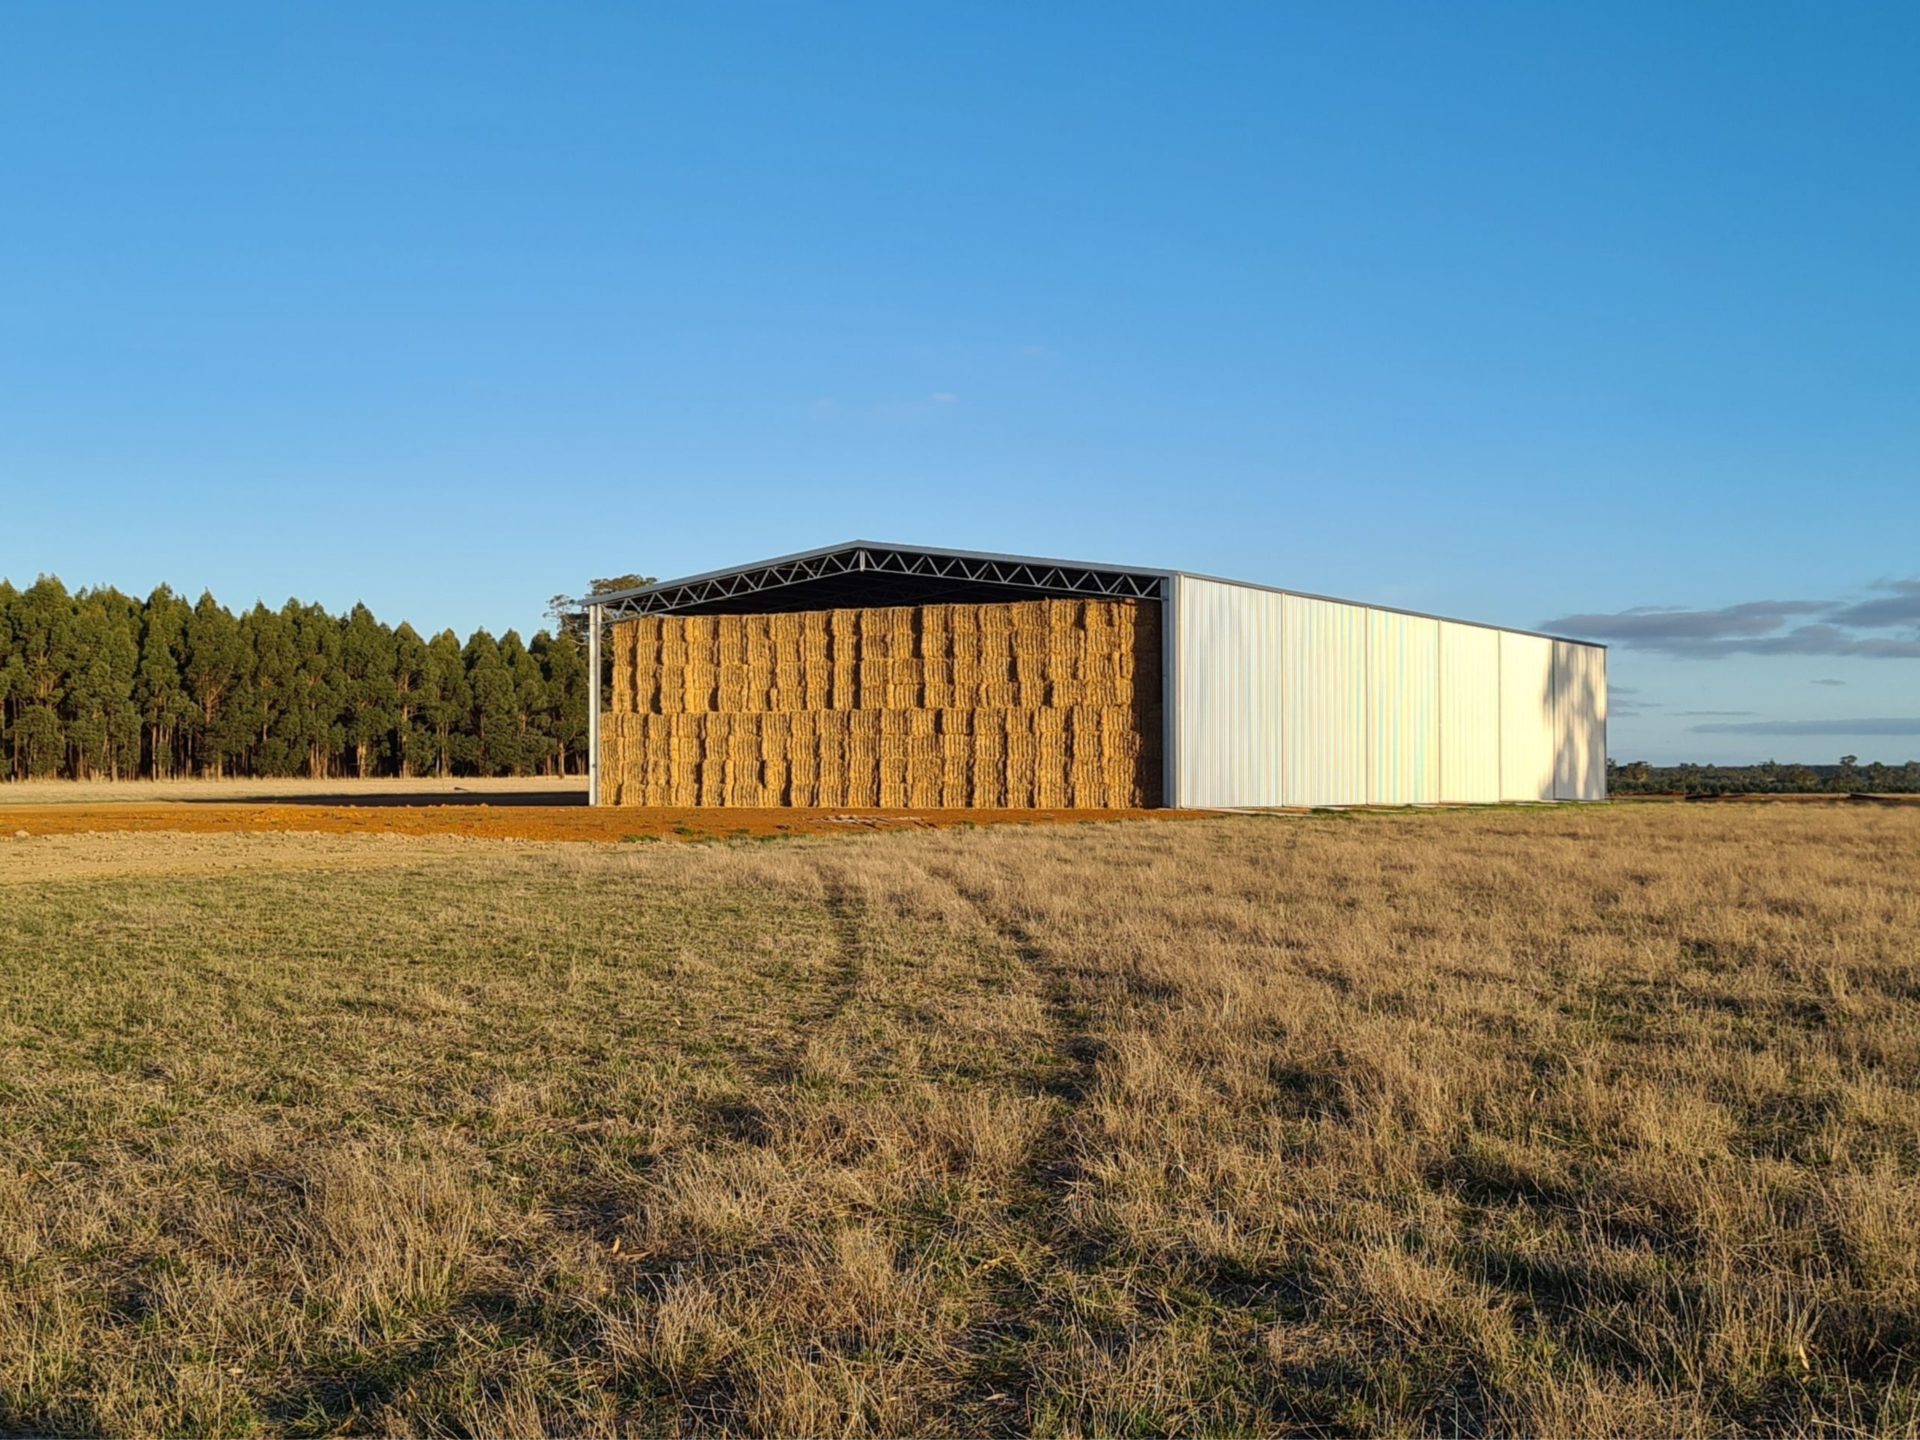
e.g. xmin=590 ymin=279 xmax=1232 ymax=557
xmin=587 ymin=602 xmax=603 ymax=806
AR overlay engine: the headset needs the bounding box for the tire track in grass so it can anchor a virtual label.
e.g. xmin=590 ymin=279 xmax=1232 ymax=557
xmin=922 ymin=855 xmax=1112 ymax=1435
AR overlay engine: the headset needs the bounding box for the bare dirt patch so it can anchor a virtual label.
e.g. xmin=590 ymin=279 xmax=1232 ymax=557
xmin=0 ymin=800 xmax=1185 ymax=844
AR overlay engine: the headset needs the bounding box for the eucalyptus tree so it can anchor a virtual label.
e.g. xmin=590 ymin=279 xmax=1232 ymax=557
xmin=182 ymin=592 xmax=245 ymax=778
xmin=0 ymin=581 xmax=17 ymax=777
xmin=500 ymin=629 xmax=550 ymax=776
xmin=422 ymin=630 xmax=468 ymax=779
xmin=392 ymin=622 xmax=430 ymax=778
xmin=243 ymin=602 xmax=299 ymax=776
xmin=65 ymin=589 xmax=140 ymax=779
xmin=462 ymin=630 xmax=520 ymax=776
xmin=284 ymin=602 xmax=345 ymax=778
xmin=11 ymin=577 xmax=75 ymax=778
xmin=341 ymin=603 xmax=398 ymax=777
xmin=136 ymin=586 xmax=192 ymax=779
xmin=532 ymin=629 xmax=589 ymax=776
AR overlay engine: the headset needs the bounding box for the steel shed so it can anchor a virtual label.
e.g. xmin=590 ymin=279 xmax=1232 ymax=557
xmin=573 ymin=541 xmax=1607 ymax=809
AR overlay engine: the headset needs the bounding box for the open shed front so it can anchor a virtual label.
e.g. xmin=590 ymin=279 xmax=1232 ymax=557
xmin=600 ymin=597 xmax=1162 ymax=808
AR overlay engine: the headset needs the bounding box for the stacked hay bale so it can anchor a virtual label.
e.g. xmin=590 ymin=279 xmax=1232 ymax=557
xmin=603 ymin=597 xmax=1160 ymax=808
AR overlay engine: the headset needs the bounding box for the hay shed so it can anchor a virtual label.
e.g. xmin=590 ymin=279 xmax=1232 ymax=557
xmin=573 ymin=541 xmax=1607 ymax=809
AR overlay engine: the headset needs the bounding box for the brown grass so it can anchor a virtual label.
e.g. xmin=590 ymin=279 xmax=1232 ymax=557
xmin=2 ymin=804 xmax=1917 ymax=1435
xmin=0 ymin=799 xmax=1184 ymax=844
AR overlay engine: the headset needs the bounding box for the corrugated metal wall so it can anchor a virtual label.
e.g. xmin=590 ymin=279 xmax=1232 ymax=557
xmin=1282 ymin=594 xmax=1368 ymax=806
xmin=1553 ymin=641 xmax=1608 ymax=801
xmin=1438 ymin=622 xmax=1501 ymax=803
xmin=1170 ymin=577 xmax=1285 ymax=807
xmin=1367 ymin=609 xmax=1440 ymax=805
xmin=1498 ymin=632 xmax=1556 ymax=802
xmin=1170 ymin=576 xmax=1604 ymax=808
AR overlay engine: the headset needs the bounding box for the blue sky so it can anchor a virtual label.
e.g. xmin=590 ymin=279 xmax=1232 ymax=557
xmin=2 ymin=4 xmax=1915 ymax=764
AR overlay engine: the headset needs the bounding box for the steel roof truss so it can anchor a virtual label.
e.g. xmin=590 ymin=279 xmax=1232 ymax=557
xmin=599 ymin=543 xmax=1159 ymax=618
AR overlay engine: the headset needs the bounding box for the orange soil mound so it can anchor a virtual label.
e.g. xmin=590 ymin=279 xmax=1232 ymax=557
xmin=0 ymin=803 xmax=1193 ymax=844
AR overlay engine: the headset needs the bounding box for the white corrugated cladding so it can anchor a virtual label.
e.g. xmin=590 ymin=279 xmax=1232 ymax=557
xmin=1168 ymin=575 xmax=1605 ymax=808
xmin=1282 ymin=594 xmax=1368 ymax=806
xmin=1170 ymin=577 xmax=1286 ymax=807
xmin=1438 ymin=622 xmax=1501 ymax=803
xmin=1498 ymin=632 xmax=1557 ymax=802
xmin=1553 ymin=641 xmax=1608 ymax=801
xmin=1366 ymin=609 xmax=1440 ymax=805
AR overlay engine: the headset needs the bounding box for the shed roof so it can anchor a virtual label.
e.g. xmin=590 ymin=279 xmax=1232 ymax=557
xmin=573 ymin=539 xmax=1601 ymax=646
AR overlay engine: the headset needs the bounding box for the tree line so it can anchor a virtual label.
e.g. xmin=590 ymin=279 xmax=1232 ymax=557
xmin=0 ymin=576 xmax=591 ymax=782
xmin=1608 ymin=758 xmax=1920 ymax=796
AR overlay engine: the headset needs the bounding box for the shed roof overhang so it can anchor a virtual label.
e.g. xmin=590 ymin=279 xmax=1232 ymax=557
xmin=574 ymin=541 xmax=1170 ymax=619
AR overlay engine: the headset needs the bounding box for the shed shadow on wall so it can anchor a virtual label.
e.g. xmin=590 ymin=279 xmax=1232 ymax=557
xmin=1546 ymin=642 xmax=1608 ymax=802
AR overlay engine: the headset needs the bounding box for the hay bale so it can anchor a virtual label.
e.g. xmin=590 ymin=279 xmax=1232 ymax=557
xmin=918 ymin=603 xmax=950 ymax=661
xmin=844 ymin=739 xmax=880 ymax=806
xmin=1069 ymin=706 xmax=1106 ymax=808
xmin=1032 ymin=708 xmax=1068 ymax=808
xmin=610 ymin=624 xmax=632 ymax=713
xmin=787 ymin=716 xmax=818 ymax=805
xmin=1004 ymin=710 xmax=1036 ymax=809
xmin=878 ymin=756 xmax=909 ymax=808
xmin=940 ymin=730 xmax=971 ymax=807
xmin=921 ymin=658 xmax=953 ymax=708
xmin=971 ymin=717 xmax=1007 ymax=807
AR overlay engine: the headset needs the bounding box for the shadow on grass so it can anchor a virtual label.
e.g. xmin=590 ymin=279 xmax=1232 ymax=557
xmin=176 ymin=788 xmax=587 ymax=808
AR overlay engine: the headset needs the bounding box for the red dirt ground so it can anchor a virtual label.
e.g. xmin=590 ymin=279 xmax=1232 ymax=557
xmin=0 ymin=802 xmax=1195 ymax=844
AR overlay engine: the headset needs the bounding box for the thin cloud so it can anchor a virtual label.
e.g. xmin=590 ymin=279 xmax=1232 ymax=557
xmin=1689 ymin=717 xmax=1920 ymax=736
xmin=1544 ymin=600 xmax=1828 ymax=643
xmin=1830 ymin=579 xmax=1920 ymax=629
xmin=1675 ymin=709 xmax=1756 ymax=717
xmin=1740 ymin=627 xmax=1920 ymax=659
xmin=1813 ymin=678 xmax=1846 ymax=686
xmin=1543 ymin=578 xmax=1920 ymax=659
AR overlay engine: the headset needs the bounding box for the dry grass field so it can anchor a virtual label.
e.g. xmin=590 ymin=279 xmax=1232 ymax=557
xmin=0 ymin=775 xmax=1174 ymax=844
xmin=2 ymin=803 xmax=1918 ymax=1436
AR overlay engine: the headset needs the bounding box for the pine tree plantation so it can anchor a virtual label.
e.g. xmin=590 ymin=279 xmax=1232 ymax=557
xmin=0 ymin=577 xmax=591 ymax=781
